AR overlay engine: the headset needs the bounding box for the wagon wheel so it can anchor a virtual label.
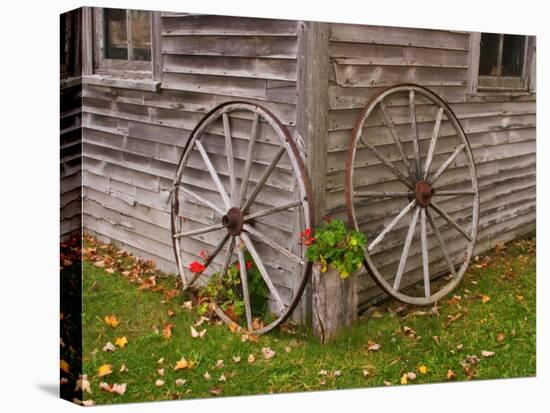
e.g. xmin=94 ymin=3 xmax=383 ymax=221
xmin=345 ymin=84 xmax=479 ymax=305
xmin=171 ymin=101 xmax=313 ymax=334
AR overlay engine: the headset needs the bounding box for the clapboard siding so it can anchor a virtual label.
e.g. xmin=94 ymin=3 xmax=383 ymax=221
xmin=82 ymin=14 xmax=303 ymax=313
xmin=61 ymin=81 xmax=82 ymax=240
xmin=327 ymin=23 xmax=536 ymax=306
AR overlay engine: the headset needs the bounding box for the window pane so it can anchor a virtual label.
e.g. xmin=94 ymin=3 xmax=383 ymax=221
xmin=104 ymin=9 xmax=128 ymax=60
xmin=501 ymin=35 xmax=525 ymax=77
xmin=130 ymin=10 xmax=151 ymax=61
xmin=479 ymin=33 xmax=500 ymax=76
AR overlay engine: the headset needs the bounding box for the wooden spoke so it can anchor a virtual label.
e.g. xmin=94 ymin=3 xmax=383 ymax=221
xmin=173 ymin=222 xmax=224 ymax=239
xmin=243 ymin=224 xmax=304 ymax=265
xmin=429 ymin=143 xmax=466 ymax=185
xmin=432 ymin=190 xmax=476 ymax=196
xmin=409 ymin=90 xmax=422 ymax=177
xmin=240 ymin=232 xmax=285 ymax=310
xmin=368 ymin=200 xmax=416 ymax=252
xmin=222 ymin=113 xmax=237 ymax=205
xmin=379 ymin=101 xmax=415 ymax=177
xmin=178 ymin=186 xmax=225 ymax=216
xmin=354 ymin=191 xmax=412 ymax=198
xmin=242 ymin=145 xmax=286 ymax=213
xmin=420 ymin=208 xmax=431 ymax=298
xmin=219 ymin=236 xmax=236 ymax=279
xmin=393 ymin=206 xmax=420 ymax=291
xmin=244 ymin=199 xmax=302 ymax=221
xmin=426 ymin=208 xmax=457 ymax=278
xmin=195 ymin=140 xmax=231 ymax=209
xmin=182 ymin=233 xmax=230 ymax=290
xmin=235 ymin=236 xmax=253 ymax=330
xmin=430 ymin=201 xmax=473 ymax=242
xmin=423 ymin=107 xmax=444 ymax=180
xmin=359 ymin=136 xmax=414 ymax=189
xmin=238 ymin=113 xmax=259 ymax=206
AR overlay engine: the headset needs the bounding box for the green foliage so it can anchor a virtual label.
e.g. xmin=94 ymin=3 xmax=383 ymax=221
xmin=305 ymin=218 xmax=367 ymax=278
xmin=199 ymin=252 xmax=268 ymax=317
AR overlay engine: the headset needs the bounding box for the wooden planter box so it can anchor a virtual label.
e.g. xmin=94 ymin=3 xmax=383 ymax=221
xmin=312 ymin=263 xmax=358 ymax=343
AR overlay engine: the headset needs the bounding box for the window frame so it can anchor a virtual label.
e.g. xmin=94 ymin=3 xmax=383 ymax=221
xmin=84 ymin=7 xmax=161 ymax=82
xmin=467 ymin=32 xmax=536 ymax=95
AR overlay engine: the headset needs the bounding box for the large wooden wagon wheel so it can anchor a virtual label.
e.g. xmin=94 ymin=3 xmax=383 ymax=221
xmin=345 ymin=84 xmax=479 ymax=305
xmin=171 ymin=101 xmax=313 ymax=335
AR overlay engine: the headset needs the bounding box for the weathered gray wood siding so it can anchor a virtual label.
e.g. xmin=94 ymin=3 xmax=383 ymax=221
xmin=82 ymin=14 xmax=304 ymax=315
xmin=61 ymin=79 xmax=82 ymax=240
xmin=326 ymin=24 xmax=536 ymax=309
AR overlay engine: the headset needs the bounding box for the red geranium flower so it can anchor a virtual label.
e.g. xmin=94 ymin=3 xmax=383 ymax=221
xmin=199 ymin=250 xmax=209 ymax=261
xmin=188 ymin=261 xmax=206 ymax=273
xmin=299 ymin=228 xmax=315 ymax=246
xmin=236 ymin=261 xmax=253 ymax=271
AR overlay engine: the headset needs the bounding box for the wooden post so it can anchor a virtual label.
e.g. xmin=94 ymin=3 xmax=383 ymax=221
xmin=295 ymin=21 xmax=330 ymax=326
xmin=312 ymin=265 xmax=358 ymax=343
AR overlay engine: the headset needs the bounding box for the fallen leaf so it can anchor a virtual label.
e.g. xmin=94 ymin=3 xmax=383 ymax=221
xmin=155 ymin=379 xmax=164 ymax=387
xmin=60 ymin=359 xmax=70 ymax=373
xmin=383 ymin=381 xmax=392 ymax=386
xmin=261 ymin=347 xmax=276 ymax=360
xmin=403 ymin=326 xmax=418 ymax=339
xmin=174 ymin=357 xmax=195 ymax=370
xmin=465 ymin=354 xmax=480 ymax=365
xmin=193 ymin=316 xmax=210 ymax=327
xmin=219 ymin=373 xmax=226 ymax=382
xmin=114 ymin=336 xmax=128 ymax=348
xmin=82 ymin=400 xmax=95 ymax=406
xmin=516 ymin=295 xmax=525 ymax=302
xmin=158 ymin=357 xmax=164 ymax=364
xmin=456 ymin=344 xmax=464 ymax=350
xmin=104 ymin=315 xmax=119 ymax=328
xmin=105 ymin=268 xmax=115 ymax=274
xmin=407 ymin=372 xmax=417 ymax=380
xmin=175 ymin=379 xmax=186 ymax=386
xmin=285 ymin=346 xmax=292 ymax=353
xmin=418 ymin=365 xmax=428 ymax=374
xmin=247 ymin=354 xmax=255 ymax=364
xmin=215 ymin=359 xmax=224 ymax=369
xmin=203 ymin=371 xmax=212 ymax=381
xmin=75 ymin=374 xmax=91 ymax=393
xmin=481 ymin=350 xmax=495 ymax=358
xmin=333 ymin=370 xmax=342 ymax=377
xmin=94 ymin=260 xmax=105 ymax=268
xmin=481 ymin=294 xmax=491 ymax=304
xmin=210 ymin=387 xmax=223 ymax=396
xmin=232 ymin=356 xmax=241 ymax=363
xmin=157 ymin=368 xmax=165 ymax=376
xmin=319 ymin=369 xmax=328 ymax=376
xmin=446 ymin=369 xmax=456 ymax=380
xmin=99 ymin=382 xmax=127 ymax=395
xmin=182 ymin=301 xmax=193 ymax=310
xmin=119 ymin=364 xmax=128 ymax=373
xmin=103 ymin=342 xmax=116 ymax=352
xmin=190 ymin=326 xmax=200 ymax=338
xmin=400 ymin=373 xmax=409 ymax=385
xmin=97 ymin=364 xmax=113 ymax=378
xmin=162 ymin=323 xmax=174 ymax=339
xmin=367 ymin=341 xmax=381 ymax=351
xmin=496 ymin=332 xmax=505 ymax=342
xmin=167 ymin=310 xmax=175 ymax=317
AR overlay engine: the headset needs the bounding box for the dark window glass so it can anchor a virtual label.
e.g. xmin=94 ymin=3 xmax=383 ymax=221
xmin=479 ymin=33 xmax=500 ymax=76
xmin=130 ymin=10 xmax=151 ymax=61
xmin=104 ymin=9 xmax=128 ymax=60
xmin=501 ymin=35 xmax=525 ymax=76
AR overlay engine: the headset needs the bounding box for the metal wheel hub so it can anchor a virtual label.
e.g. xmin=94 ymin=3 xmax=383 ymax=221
xmin=415 ymin=180 xmax=433 ymax=208
xmin=222 ymin=207 xmax=244 ymax=236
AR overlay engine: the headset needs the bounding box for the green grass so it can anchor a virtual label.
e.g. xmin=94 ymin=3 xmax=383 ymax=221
xmin=78 ymin=236 xmax=535 ymax=404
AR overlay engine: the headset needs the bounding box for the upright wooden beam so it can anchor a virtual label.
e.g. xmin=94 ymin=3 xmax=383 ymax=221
xmin=81 ymin=7 xmax=93 ymax=75
xmin=294 ymin=21 xmax=330 ymax=326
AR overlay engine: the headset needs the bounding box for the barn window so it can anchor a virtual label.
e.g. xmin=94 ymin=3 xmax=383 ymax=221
xmin=87 ymin=7 xmax=161 ymax=83
xmin=468 ymin=32 xmax=536 ymax=94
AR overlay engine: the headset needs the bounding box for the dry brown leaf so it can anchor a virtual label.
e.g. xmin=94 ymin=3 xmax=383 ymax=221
xmin=103 ymin=341 xmax=116 ymax=352
xmin=175 ymin=379 xmax=186 ymax=386
xmin=94 ymin=260 xmax=105 ymax=268
xmin=203 ymin=371 xmax=212 ymax=381
xmin=247 ymin=354 xmax=255 ymax=364
xmin=100 ymin=382 xmax=127 ymax=395
xmin=182 ymin=301 xmax=193 ymax=310
xmin=75 ymin=374 xmax=91 ymax=393
xmin=285 ymin=346 xmax=292 ymax=353
xmin=162 ymin=323 xmax=174 ymax=339
xmin=481 ymin=350 xmax=495 ymax=357
xmin=219 ymin=373 xmax=226 ymax=382
xmin=174 ymin=357 xmax=195 ymax=370
xmin=155 ymin=379 xmax=164 ymax=387
xmin=400 ymin=373 xmax=408 ymax=385
xmin=119 ymin=364 xmax=128 ymax=373
xmin=261 ymin=347 xmax=276 ymax=360
xmin=210 ymin=387 xmax=223 ymax=396
xmin=157 ymin=368 xmax=165 ymax=376
xmin=496 ymin=332 xmax=505 ymax=342
xmin=105 ymin=268 xmax=115 ymax=274
xmin=167 ymin=310 xmax=175 ymax=317
xmin=367 ymin=341 xmax=381 ymax=351
xmin=481 ymin=294 xmax=491 ymax=304
xmin=60 ymin=359 xmax=70 ymax=374
xmin=82 ymin=400 xmax=95 ymax=406
xmin=446 ymin=369 xmax=456 ymax=380
xmin=232 ymin=356 xmax=241 ymax=363
xmin=418 ymin=365 xmax=428 ymax=374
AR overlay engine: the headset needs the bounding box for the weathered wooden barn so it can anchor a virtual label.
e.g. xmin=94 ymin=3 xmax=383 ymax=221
xmin=60 ymin=7 xmax=536 ymax=320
